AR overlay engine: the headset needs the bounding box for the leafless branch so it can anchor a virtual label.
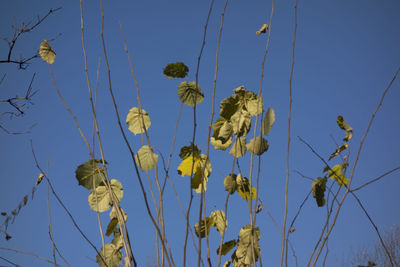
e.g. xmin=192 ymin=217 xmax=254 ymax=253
xmin=0 ymin=247 xmax=60 ymax=266
xmin=0 ymin=73 xmax=37 ymax=116
xmin=281 ymin=0 xmax=298 ymax=266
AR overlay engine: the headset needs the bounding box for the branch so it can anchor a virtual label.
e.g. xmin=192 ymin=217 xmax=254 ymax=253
xmin=0 ymin=73 xmax=37 ymax=116
xmin=0 ymin=8 xmax=62 ymax=69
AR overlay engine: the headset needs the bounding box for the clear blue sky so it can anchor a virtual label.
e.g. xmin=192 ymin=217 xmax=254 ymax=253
xmin=1 ymin=0 xmax=400 ymax=266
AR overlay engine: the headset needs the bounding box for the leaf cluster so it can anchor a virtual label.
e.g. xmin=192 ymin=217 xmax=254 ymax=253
xmin=75 ymin=159 xmax=126 ymax=267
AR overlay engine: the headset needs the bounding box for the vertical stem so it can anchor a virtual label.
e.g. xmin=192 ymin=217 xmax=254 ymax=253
xmin=281 ymin=0 xmax=298 ymax=266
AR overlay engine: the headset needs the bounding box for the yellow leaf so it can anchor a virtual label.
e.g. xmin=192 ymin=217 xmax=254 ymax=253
xmin=177 ymin=156 xmax=200 ymax=177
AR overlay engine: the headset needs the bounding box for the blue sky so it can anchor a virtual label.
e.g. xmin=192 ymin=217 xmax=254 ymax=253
xmin=1 ymin=0 xmax=400 ymax=266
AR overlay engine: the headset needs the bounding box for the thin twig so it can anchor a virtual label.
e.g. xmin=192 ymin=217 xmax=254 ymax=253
xmin=0 ymin=247 xmax=60 ymax=266
xmin=351 ymin=166 xmax=400 ymax=192
xmin=281 ymin=0 xmax=298 ymax=266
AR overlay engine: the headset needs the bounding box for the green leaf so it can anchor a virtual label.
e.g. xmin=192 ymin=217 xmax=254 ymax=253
xmin=261 ymin=108 xmax=275 ymax=136
xmin=211 ymin=210 xmax=227 ymax=235
xmin=112 ymin=230 xmax=124 ymax=250
xmin=233 ymin=225 xmax=261 ymax=266
xmin=336 ymin=115 xmax=353 ymax=141
xmin=328 ymin=164 xmax=349 ymax=187
xmin=163 ymin=62 xmax=189 ymax=78
xmin=219 ymin=121 xmax=233 ymax=141
xmin=194 ymin=217 xmax=214 ymax=238
xmin=126 ymin=107 xmax=151 ymax=135
xmin=220 ymin=95 xmax=239 ymax=120
xmin=88 ymin=179 xmax=124 ymax=212
xmin=312 ymin=177 xmax=327 ymax=207
xmin=217 ymin=240 xmax=237 ymax=255
xmin=236 ymin=175 xmax=257 ymax=200
xmin=246 ymin=136 xmax=269 ymax=156
xmin=109 ymin=206 xmax=128 ymax=222
xmin=224 ymin=174 xmax=237 ymax=194
xmin=229 ymin=137 xmax=247 ymax=158
xmin=243 ymin=91 xmax=263 ymax=116
xmin=106 ymin=218 xmax=118 ymax=236
xmin=96 ymin=243 xmax=123 ymax=267
xmin=328 ymin=144 xmax=348 ymax=161
xmin=75 ymin=159 xmax=106 ymax=190
xmin=211 ymin=135 xmax=233 ymax=150
xmin=135 ymin=145 xmax=158 ymax=171
xmin=179 ymin=143 xmax=201 ymax=160
xmin=231 ymin=111 xmax=251 ymax=137
xmin=178 ymin=81 xmax=204 ymax=106
xmin=211 ymin=119 xmax=234 ymax=150
xmin=223 ymin=261 xmax=231 ymax=267
xmin=39 ymin=40 xmax=56 ymax=64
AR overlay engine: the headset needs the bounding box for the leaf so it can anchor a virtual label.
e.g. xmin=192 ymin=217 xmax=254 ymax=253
xmin=194 ymin=217 xmax=214 ymax=238
xmin=135 ymin=145 xmax=158 ymax=171
xmin=163 ymin=62 xmax=189 ymax=78
xmin=236 ymin=175 xmax=257 ymax=200
xmin=246 ymin=136 xmax=269 ymax=156
xmin=211 ymin=210 xmax=227 ymax=235
xmin=126 ymin=107 xmax=151 ymax=135
xmin=112 ymin=229 xmax=124 ymax=249
xmin=109 ymin=206 xmax=128 ymax=222
xmin=0 ymin=212 xmax=6 ymax=216
xmin=312 ymin=177 xmax=327 ymax=207
xmin=328 ymin=144 xmax=348 ymax=161
xmin=211 ymin=135 xmax=233 ymax=151
xmin=96 ymin=243 xmax=122 ymax=267
xmin=211 ymin=119 xmax=234 ymax=150
xmin=217 ymin=240 xmax=237 ymax=255
xmin=261 ymin=108 xmax=275 ymax=136
xmin=255 ymin=204 xmax=262 ymax=214
xmin=178 ymin=81 xmax=204 ymax=106
xmin=233 ymin=225 xmax=261 ymax=266
xmin=39 ymin=40 xmax=56 ymax=64
xmin=179 ymin=143 xmax=201 ymax=160
xmin=223 ymin=261 xmax=231 ymax=267
xmin=336 ymin=115 xmax=353 ymax=141
xmin=219 ymin=121 xmax=234 ymax=141
xmin=328 ymin=164 xmax=349 ymax=187
xmin=220 ymin=95 xmax=239 ymax=120
xmin=177 ymin=155 xmax=200 ymax=177
xmin=191 ymin=155 xmax=212 ymax=193
xmin=229 ymin=137 xmax=247 ymax=158
xmin=243 ymin=91 xmax=263 ymax=116
xmin=231 ymin=111 xmax=251 ymax=137
xmin=256 ymin=24 xmax=268 ymax=35
xmin=88 ymin=179 xmax=124 ymax=212
xmin=36 ymin=173 xmax=44 ymax=186
xmin=75 ymin=159 xmax=106 ymax=190
xmin=224 ymin=174 xmax=237 ymax=194
xmin=106 ymin=218 xmax=118 ymax=236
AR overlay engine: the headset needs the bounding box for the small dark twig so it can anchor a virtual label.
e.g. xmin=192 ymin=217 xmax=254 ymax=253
xmin=0 ymin=73 xmax=37 ymax=116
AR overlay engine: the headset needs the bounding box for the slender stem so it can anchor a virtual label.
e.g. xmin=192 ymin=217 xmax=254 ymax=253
xmin=281 ymin=0 xmax=298 ymax=266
